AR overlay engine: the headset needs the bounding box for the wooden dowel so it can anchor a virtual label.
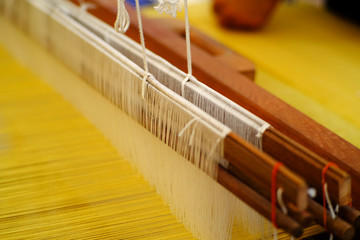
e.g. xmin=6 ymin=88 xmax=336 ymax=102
xmin=338 ymin=205 xmax=360 ymax=230
xmin=227 ymin=161 xmax=313 ymax=226
xmin=263 ymin=128 xmax=352 ymax=205
xmin=287 ymin=206 xmax=314 ymax=227
xmin=217 ymin=166 xmax=303 ymax=238
xmin=307 ymin=199 xmax=355 ymax=240
xmin=225 ymin=132 xmax=308 ymax=211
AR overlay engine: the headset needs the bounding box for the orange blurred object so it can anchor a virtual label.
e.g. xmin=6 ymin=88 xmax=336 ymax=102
xmin=213 ymin=0 xmax=280 ymax=30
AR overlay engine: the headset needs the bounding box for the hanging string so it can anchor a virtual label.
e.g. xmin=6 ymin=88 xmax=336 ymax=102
xmin=181 ymin=74 xmax=191 ymax=97
xmin=271 ymin=161 xmax=283 ymax=230
xmin=178 ymin=116 xmax=199 ymax=146
xmin=322 ymin=162 xmax=339 ymax=240
xmin=322 ymin=162 xmax=338 ymax=230
xmin=276 ymin=188 xmax=295 ymax=240
xmin=181 ymin=0 xmax=193 ymax=97
xmin=183 ymin=0 xmax=192 ymax=77
xmin=154 ymin=0 xmax=193 ymax=97
xmin=276 ymin=188 xmax=287 ymax=215
xmin=133 ymin=0 xmax=151 ymax=98
xmin=114 ymin=0 xmax=130 ymax=33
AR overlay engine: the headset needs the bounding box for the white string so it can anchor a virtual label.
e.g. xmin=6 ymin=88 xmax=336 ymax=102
xmin=183 ymin=0 xmax=192 ymax=76
xmin=178 ymin=116 xmax=199 ymax=137
xmin=141 ymin=74 xmax=152 ymax=99
xmin=114 ymin=0 xmax=130 ymax=33
xmin=155 ymin=0 xmax=193 ymax=97
xmin=276 ymin=188 xmax=295 ymax=240
xmin=134 ymin=0 xmax=150 ymax=98
xmin=178 ymin=116 xmax=199 ymax=146
xmin=277 ymin=188 xmax=288 ymax=215
xmin=78 ymin=0 xmax=96 ymax=12
xmin=181 ymin=74 xmax=191 ymax=97
xmin=324 ymin=183 xmax=336 ymax=219
xmin=324 ymin=183 xmax=336 ymax=240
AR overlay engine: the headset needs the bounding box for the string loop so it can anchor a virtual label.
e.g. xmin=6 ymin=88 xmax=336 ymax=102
xmin=181 ymin=74 xmax=191 ymax=97
xmin=114 ymin=0 xmax=130 ymax=33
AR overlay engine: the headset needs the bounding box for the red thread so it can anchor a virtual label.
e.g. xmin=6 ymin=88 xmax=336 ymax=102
xmin=271 ymin=161 xmax=283 ymax=228
xmin=322 ymin=162 xmax=338 ymax=230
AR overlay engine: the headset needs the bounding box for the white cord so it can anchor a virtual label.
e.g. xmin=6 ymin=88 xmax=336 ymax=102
xmin=79 ymin=0 xmax=96 ymax=12
xmin=277 ymin=188 xmax=288 ymax=215
xmin=114 ymin=0 xmax=130 ymax=33
xmin=133 ymin=0 xmax=150 ymax=99
xmin=183 ymin=0 xmax=192 ymax=77
xmin=181 ymin=74 xmax=191 ymax=97
xmin=324 ymin=183 xmax=336 ymax=240
xmin=178 ymin=116 xmax=199 ymax=146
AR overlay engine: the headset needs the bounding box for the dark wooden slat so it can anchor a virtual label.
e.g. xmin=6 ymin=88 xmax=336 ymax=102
xmin=308 ymin=199 xmax=355 ymax=240
xmin=217 ymin=166 xmax=303 ymax=238
xmin=225 ymin=132 xmax=308 ymax=211
xmin=263 ymin=128 xmax=351 ymax=205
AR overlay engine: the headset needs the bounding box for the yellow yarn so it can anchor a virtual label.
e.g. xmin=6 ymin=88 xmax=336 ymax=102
xmin=0 ymin=44 xmax=195 ymax=239
xmin=0 ymin=14 xmax=323 ymax=239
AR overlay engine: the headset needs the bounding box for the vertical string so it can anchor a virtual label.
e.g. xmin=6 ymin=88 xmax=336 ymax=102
xmin=322 ymin=162 xmax=338 ymax=230
xmin=134 ymin=0 xmax=151 ymax=99
xmin=181 ymin=0 xmax=192 ymax=97
xmin=183 ymin=0 xmax=192 ymax=76
xmin=134 ymin=0 xmax=149 ymax=74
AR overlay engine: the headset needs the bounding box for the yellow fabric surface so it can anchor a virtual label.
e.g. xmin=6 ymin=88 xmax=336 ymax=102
xmin=151 ymin=2 xmax=360 ymax=147
xmin=0 ymin=43 xmax=195 ymax=239
xmin=0 ymin=12 xmax=325 ymax=240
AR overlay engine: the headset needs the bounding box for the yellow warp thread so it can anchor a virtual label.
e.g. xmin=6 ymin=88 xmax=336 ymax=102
xmin=0 ymin=15 xmax=323 ymax=240
xmin=0 ymin=46 xmax=195 ymax=240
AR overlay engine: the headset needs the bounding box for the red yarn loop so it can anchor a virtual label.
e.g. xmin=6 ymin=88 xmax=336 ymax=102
xmin=271 ymin=162 xmax=283 ymax=228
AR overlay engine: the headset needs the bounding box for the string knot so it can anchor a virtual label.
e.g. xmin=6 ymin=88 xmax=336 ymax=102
xmin=141 ymin=73 xmax=152 ymax=99
xmin=181 ymin=74 xmax=191 ymax=97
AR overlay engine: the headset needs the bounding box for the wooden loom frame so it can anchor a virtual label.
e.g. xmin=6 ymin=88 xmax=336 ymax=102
xmin=3 ymin=0 xmax=359 ymax=238
xmin=77 ymin=0 xmax=360 ymax=209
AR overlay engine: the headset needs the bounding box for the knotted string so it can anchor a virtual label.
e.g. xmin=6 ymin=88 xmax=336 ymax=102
xmin=154 ymin=0 xmax=193 ymax=97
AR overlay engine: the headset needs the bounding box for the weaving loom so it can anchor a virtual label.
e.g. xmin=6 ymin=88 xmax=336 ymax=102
xmin=1 ymin=0 xmax=360 ymax=239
